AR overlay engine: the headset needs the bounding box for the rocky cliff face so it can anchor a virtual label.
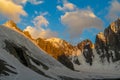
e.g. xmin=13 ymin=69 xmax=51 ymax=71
xmin=4 ymin=20 xmax=33 ymax=39
xmin=3 ymin=20 xmax=22 ymax=32
xmin=36 ymin=38 xmax=78 ymax=70
xmin=36 ymin=38 xmax=78 ymax=59
xmin=95 ymin=32 xmax=108 ymax=63
xmin=95 ymin=18 xmax=120 ymax=63
xmin=71 ymin=18 xmax=120 ymax=69
xmin=23 ymin=31 xmax=33 ymax=39
xmin=77 ymin=39 xmax=94 ymax=65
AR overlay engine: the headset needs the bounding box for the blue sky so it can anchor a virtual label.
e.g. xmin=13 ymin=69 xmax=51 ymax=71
xmin=0 ymin=0 xmax=120 ymax=44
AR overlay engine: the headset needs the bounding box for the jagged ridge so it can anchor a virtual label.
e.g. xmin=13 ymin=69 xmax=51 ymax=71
xmin=2 ymin=20 xmax=120 ymax=79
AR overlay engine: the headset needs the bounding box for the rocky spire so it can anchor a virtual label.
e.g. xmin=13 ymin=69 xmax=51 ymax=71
xmin=3 ymin=20 xmax=22 ymax=32
xmin=96 ymin=32 xmax=106 ymax=43
xmin=108 ymin=18 xmax=120 ymax=33
xmin=4 ymin=20 xmax=17 ymax=28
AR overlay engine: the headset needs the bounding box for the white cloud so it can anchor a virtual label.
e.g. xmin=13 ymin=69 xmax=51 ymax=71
xmin=11 ymin=0 xmax=27 ymax=4
xmin=33 ymin=15 xmax=49 ymax=27
xmin=57 ymin=1 xmax=76 ymax=11
xmin=107 ymin=0 xmax=120 ymax=21
xmin=11 ymin=0 xmax=43 ymax=5
xmin=57 ymin=1 xmax=103 ymax=39
xmin=24 ymin=26 xmax=57 ymax=39
xmin=34 ymin=11 xmax=48 ymax=15
xmin=24 ymin=15 xmax=58 ymax=39
xmin=0 ymin=0 xmax=27 ymax=22
xmin=61 ymin=9 xmax=103 ymax=38
xmin=29 ymin=0 xmax=43 ymax=5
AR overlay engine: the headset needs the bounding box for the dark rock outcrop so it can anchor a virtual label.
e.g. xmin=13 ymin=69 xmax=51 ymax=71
xmin=95 ymin=18 xmax=120 ymax=63
xmin=0 ymin=59 xmax=17 ymax=76
xmin=77 ymin=39 xmax=94 ymax=65
xmin=58 ymin=54 xmax=74 ymax=70
xmin=72 ymin=56 xmax=81 ymax=65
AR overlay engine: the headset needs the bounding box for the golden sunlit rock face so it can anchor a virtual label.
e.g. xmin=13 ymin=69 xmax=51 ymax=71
xmin=23 ymin=31 xmax=32 ymax=39
xmin=36 ymin=38 xmax=63 ymax=59
xmin=4 ymin=20 xmax=22 ymax=32
xmin=77 ymin=39 xmax=94 ymax=51
xmin=36 ymin=38 xmax=78 ymax=59
xmin=96 ymin=32 xmax=106 ymax=43
xmin=3 ymin=20 xmax=34 ymax=41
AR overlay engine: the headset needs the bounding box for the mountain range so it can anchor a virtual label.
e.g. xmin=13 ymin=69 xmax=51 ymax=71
xmin=0 ymin=19 xmax=120 ymax=80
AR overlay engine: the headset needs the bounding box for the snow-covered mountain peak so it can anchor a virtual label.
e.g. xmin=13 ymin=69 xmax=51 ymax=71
xmin=45 ymin=37 xmax=62 ymax=42
xmin=45 ymin=37 xmax=69 ymax=48
xmin=77 ymin=39 xmax=94 ymax=51
xmin=36 ymin=37 xmax=78 ymax=58
xmin=45 ymin=38 xmax=63 ymax=48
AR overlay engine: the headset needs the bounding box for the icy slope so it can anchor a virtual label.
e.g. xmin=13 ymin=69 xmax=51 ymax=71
xmin=0 ymin=26 xmax=52 ymax=80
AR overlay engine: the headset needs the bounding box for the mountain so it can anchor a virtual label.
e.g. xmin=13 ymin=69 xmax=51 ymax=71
xmin=36 ymin=18 xmax=120 ymax=77
xmin=1 ymin=20 xmax=120 ymax=79
xmin=0 ymin=24 xmax=93 ymax=80
xmin=36 ymin=38 xmax=78 ymax=58
xmin=4 ymin=20 xmax=77 ymax=70
xmin=95 ymin=18 xmax=120 ymax=63
xmin=71 ymin=19 xmax=120 ymax=75
xmin=34 ymin=19 xmax=120 ymax=79
xmin=36 ymin=38 xmax=78 ymax=70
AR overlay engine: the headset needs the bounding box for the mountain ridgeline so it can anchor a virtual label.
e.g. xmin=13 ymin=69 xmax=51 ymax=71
xmin=1 ymin=19 xmax=120 ymax=79
xmin=1 ymin=21 xmax=88 ymax=80
xmin=3 ymin=19 xmax=120 ymax=71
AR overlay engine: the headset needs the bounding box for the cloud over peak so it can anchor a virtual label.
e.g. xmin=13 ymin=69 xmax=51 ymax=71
xmin=57 ymin=1 xmax=103 ymax=39
xmin=33 ymin=15 xmax=49 ymax=27
xmin=61 ymin=9 xmax=103 ymax=38
xmin=24 ymin=15 xmax=58 ymax=39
